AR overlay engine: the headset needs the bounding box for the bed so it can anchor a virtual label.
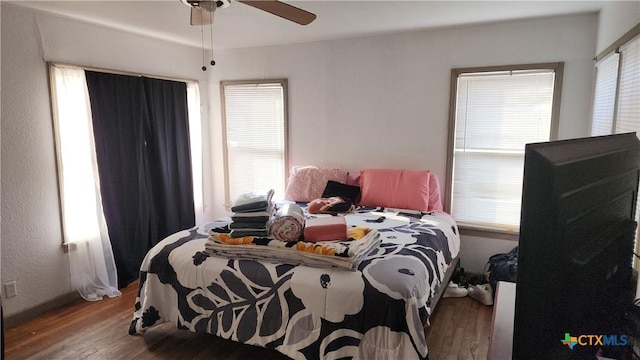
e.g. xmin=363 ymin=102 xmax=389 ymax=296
xmin=129 ymin=168 xmax=460 ymax=359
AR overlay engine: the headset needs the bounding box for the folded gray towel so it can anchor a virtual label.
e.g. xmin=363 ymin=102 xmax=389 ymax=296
xmin=231 ymin=189 xmax=275 ymax=213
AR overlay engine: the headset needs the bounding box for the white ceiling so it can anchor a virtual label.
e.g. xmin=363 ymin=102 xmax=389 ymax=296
xmin=9 ymin=0 xmax=606 ymax=50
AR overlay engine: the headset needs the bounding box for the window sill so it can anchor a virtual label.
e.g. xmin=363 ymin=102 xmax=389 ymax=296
xmin=458 ymin=225 xmax=519 ymax=241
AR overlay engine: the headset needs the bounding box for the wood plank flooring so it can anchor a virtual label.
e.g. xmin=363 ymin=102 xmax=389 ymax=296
xmin=4 ymin=281 xmax=492 ymax=360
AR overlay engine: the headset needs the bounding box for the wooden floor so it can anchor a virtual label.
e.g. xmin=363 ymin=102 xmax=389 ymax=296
xmin=4 ymin=281 xmax=492 ymax=360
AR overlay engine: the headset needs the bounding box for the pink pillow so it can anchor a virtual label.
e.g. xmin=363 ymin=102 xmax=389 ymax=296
xmin=359 ymin=169 xmax=431 ymax=211
xmin=346 ymin=172 xmax=360 ymax=186
xmin=284 ymin=166 xmax=348 ymax=202
xmin=428 ymin=173 xmax=443 ymax=212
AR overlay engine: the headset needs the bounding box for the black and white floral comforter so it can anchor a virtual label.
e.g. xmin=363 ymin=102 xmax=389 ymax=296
xmin=129 ymin=207 xmax=460 ymax=359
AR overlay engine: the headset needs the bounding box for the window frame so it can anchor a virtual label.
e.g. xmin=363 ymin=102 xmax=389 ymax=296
xmin=594 ymin=23 xmax=640 ymax=63
xmin=445 ymin=62 xmax=564 ymax=240
xmin=219 ymin=79 xmax=289 ymax=208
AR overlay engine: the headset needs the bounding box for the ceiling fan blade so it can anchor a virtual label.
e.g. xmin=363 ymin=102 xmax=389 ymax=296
xmin=239 ymin=0 xmax=316 ymax=25
xmin=190 ymin=7 xmax=214 ymax=26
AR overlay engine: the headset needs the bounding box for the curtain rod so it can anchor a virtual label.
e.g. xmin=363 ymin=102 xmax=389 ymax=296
xmin=47 ymin=61 xmax=200 ymax=84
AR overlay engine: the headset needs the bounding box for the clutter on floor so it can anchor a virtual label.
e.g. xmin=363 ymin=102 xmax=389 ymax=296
xmin=445 ymin=266 xmax=494 ymax=305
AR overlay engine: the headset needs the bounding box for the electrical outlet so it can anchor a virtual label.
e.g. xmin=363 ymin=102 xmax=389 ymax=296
xmin=5 ymin=281 xmax=17 ymax=298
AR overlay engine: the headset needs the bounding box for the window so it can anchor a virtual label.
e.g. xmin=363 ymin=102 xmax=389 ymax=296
xmin=590 ymin=25 xmax=640 ymax=266
xmin=592 ymin=30 xmax=640 ymax=136
xmin=50 ymin=65 xmax=204 ymax=246
xmin=221 ymin=80 xmax=288 ymax=206
xmin=49 ymin=63 xmax=203 ymax=298
xmin=447 ymin=63 xmax=563 ymax=238
xmin=591 ymin=53 xmax=620 ymax=136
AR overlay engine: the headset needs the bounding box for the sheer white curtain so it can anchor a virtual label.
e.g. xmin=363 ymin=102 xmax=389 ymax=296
xmin=187 ymin=82 xmax=204 ymax=219
xmin=49 ymin=65 xmax=121 ymax=301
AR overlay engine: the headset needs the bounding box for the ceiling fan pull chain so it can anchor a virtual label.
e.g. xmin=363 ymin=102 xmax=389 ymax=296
xmin=201 ymin=22 xmax=207 ymax=71
xmin=209 ymin=13 xmax=216 ymax=67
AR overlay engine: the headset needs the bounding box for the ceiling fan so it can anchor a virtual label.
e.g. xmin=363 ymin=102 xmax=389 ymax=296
xmin=181 ymin=0 xmax=316 ymax=26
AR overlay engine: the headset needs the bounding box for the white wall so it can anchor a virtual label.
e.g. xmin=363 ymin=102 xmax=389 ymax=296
xmin=208 ymin=13 xmax=598 ymax=273
xmin=596 ymin=1 xmax=640 ymax=55
xmin=1 ymin=3 xmax=213 ymax=318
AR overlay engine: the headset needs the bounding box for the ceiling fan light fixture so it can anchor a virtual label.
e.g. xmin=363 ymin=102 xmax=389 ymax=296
xmin=181 ymin=0 xmax=219 ymax=12
xmin=190 ymin=7 xmax=214 ymax=25
xmin=199 ymin=1 xmax=218 ymax=12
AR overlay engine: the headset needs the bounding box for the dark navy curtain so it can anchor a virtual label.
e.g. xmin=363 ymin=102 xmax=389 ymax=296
xmin=85 ymin=71 xmax=195 ymax=288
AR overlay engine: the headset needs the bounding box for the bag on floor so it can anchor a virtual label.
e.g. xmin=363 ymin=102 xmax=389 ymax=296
xmin=485 ymin=246 xmax=518 ymax=288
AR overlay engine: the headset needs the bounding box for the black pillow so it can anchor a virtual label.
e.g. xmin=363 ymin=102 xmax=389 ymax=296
xmin=322 ymin=180 xmax=361 ymax=203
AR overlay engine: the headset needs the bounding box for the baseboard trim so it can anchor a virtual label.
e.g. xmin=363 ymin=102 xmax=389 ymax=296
xmin=3 ymin=291 xmax=80 ymax=329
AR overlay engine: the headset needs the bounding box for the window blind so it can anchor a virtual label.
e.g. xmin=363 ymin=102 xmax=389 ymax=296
xmin=591 ymin=53 xmax=620 ymax=136
xmin=452 ymin=70 xmax=555 ymax=231
xmin=222 ymin=82 xmax=287 ymax=206
xmin=615 ymin=35 xmax=640 ymax=135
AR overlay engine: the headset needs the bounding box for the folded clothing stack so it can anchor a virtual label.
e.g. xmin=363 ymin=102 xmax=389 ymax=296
xmin=229 ymin=189 xmax=275 ymax=238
